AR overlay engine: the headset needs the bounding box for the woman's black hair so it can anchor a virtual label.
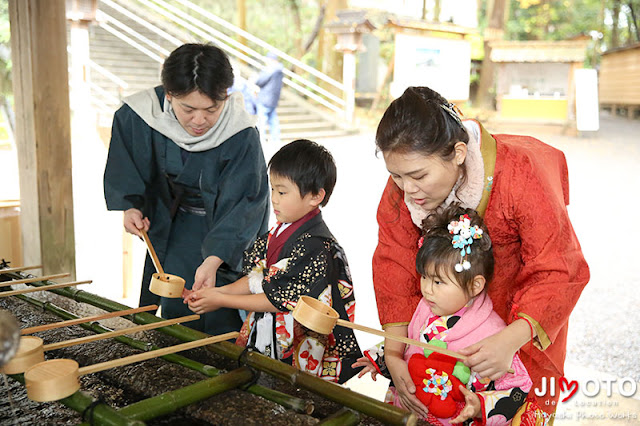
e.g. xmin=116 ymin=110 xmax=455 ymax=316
xmin=268 ymin=139 xmax=337 ymax=207
xmin=376 ymin=87 xmax=470 ymax=200
xmin=416 ymin=205 xmax=494 ymax=296
xmin=161 ymin=43 xmax=233 ymax=102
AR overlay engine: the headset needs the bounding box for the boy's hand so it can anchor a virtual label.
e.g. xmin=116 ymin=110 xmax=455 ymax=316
xmin=351 ymin=356 xmax=379 ymax=380
xmin=187 ymin=288 xmax=224 ymax=314
xmin=450 ymin=385 xmax=481 ymax=423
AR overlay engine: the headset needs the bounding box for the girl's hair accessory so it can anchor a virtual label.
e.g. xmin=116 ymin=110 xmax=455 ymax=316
xmin=448 ymin=214 xmax=483 ymax=272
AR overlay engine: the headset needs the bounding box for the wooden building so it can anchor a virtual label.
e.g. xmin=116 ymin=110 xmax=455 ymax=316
xmin=490 ymin=39 xmax=589 ymax=124
xmin=599 ymin=42 xmax=640 ymax=119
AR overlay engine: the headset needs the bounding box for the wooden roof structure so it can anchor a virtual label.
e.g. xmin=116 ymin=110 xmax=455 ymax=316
xmin=490 ymin=39 xmax=589 ymax=63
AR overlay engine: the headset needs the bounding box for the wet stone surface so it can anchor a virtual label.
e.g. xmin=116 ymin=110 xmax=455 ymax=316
xmin=0 ymin=293 xmax=396 ymax=425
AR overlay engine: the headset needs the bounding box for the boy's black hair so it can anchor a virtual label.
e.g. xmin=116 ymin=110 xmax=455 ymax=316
xmin=416 ymin=205 xmax=494 ymax=296
xmin=268 ymin=139 xmax=337 ymax=207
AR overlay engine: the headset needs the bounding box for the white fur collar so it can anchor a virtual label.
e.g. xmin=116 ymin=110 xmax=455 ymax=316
xmin=405 ymin=120 xmax=484 ymax=228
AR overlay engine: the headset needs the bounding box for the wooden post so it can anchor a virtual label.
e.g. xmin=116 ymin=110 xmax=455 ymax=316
xmin=8 ymin=0 xmax=76 ymax=278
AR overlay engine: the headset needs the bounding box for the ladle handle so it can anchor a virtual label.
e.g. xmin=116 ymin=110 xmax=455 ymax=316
xmin=0 ymin=265 xmax=43 ymax=274
xmin=140 ymin=229 xmax=164 ymax=275
xmin=78 ymin=331 xmax=239 ymax=375
xmin=335 ymin=319 xmax=466 ymax=361
xmin=43 ymin=314 xmax=200 ymax=351
xmin=0 ymin=280 xmax=92 ymax=297
xmin=21 ymin=305 xmax=159 ymax=335
xmin=0 ymin=273 xmax=71 ymax=288
xmin=336 ymin=319 xmax=515 ymax=374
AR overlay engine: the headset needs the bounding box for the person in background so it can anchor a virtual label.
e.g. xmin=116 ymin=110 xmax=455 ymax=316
xmin=186 ymin=139 xmax=362 ymax=384
xmin=372 ymin=86 xmax=589 ymax=423
xmin=104 ymin=43 xmax=270 ymax=335
xmin=254 ymin=52 xmax=284 ymax=143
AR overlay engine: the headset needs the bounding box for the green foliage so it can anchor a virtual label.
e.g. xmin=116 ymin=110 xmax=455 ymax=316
xmin=506 ymin=0 xmax=602 ymax=41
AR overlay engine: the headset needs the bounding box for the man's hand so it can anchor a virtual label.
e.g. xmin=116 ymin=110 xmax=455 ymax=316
xmin=123 ymin=208 xmax=149 ymax=236
xmin=192 ymin=256 xmax=224 ymax=291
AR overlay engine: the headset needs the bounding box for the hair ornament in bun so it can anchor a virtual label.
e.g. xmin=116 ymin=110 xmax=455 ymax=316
xmin=448 ymin=214 xmax=483 ymax=272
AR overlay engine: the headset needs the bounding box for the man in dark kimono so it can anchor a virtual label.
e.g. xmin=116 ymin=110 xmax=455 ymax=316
xmin=104 ymin=44 xmax=270 ymax=335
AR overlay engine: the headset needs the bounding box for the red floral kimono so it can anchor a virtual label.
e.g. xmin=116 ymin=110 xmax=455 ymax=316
xmin=373 ymin=122 xmax=589 ymax=416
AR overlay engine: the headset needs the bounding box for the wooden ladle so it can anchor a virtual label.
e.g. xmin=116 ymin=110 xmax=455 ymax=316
xmin=140 ymin=229 xmax=185 ymax=298
xmin=2 ymin=314 xmax=199 ymax=374
xmin=293 ymin=295 xmax=514 ymax=375
xmin=24 ymin=331 xmax=239 ymax=402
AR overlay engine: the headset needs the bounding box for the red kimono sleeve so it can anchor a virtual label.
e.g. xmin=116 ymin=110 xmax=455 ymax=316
xmin=503 ymin=142 xmax=590 ymax=346
xmin=372 ymin=177 xmax=423 ymax=326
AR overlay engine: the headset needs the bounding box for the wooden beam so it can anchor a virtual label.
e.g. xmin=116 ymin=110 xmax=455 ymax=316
xmin=8 ymin=0 xmax=76 ymax=278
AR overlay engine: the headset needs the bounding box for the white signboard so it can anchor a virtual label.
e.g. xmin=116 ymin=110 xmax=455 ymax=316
xmin=391 ymin=32 xmax=471 ymax=101
xmin=575 ymin=68 xmax=599 ymax=131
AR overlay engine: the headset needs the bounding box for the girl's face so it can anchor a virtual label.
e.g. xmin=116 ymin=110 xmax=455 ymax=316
xmin=420 ymin=271 xmax=470 ymax=317
xmin=167 ymin=90 xmax=226 ymax=137
xmin=383 ymin=143 xmax=467 ymax=211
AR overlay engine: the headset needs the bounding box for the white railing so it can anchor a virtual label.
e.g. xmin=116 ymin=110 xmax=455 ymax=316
xmin=95 ymin=0 xmax=351 ymax=124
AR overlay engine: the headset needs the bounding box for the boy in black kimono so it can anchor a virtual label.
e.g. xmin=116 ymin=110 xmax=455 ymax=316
xmin=187 ymin=139 xmax=362 ymax=383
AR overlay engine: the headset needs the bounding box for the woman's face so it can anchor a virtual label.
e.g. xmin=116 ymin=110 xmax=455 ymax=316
xmin=167 ymin=90 xmax=226 ymax=137
xmin=383 ymin=143 xmax=466 ymax=211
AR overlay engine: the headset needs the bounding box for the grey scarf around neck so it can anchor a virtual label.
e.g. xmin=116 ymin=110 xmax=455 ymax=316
xmin=123 ymin=88 xmax=256 ymax=152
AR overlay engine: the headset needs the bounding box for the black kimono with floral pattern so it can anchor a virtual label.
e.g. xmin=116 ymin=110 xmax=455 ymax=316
xmin=236 ymin=213 xmax=362 ymax=383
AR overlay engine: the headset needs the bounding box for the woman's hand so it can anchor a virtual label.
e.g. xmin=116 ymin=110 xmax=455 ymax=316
xmin=193 ymin=256 xmax=223 ymax=291
xmin=123 ymin=208 xmax=149 ymax=236
xmin=351 ymin=356 xmax=379 ymax=381
xmin=458 ymin=319 xmax=532 ymax=380
xmin=450 ymin=385 xmax=481 ymax=424
xmin=187 ymin=287 xmax=223 ymax=314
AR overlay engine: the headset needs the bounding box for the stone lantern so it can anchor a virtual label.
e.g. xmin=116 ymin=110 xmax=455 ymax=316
xmin=326 ymin=10 xmax=375 ymax=124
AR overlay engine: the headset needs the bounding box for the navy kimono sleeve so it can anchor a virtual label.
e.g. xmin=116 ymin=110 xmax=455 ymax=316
xmin=103 ymin=104 xmax=154 ymax=212
xmin=200 ymin=127 xmax=270 ymax=270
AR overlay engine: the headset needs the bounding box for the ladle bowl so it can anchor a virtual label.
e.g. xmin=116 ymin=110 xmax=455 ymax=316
xmin=1 ymin=336 xmax=45 ymax=374
xmin=24 ymin=331 xmax=238 ymax=402
xmin=149 ymin=272 xmax=186 ymax=298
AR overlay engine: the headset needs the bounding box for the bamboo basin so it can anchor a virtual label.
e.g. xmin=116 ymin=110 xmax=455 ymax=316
xmin=24 ymin=331 xmax=238 ymax=402
xmin=293 ymin=296 xmax=340 ymax=334
xmin=1 ymin=336 xmax=44 ymax=374
xmin=149 ymin=272 xmax=185 ymax=298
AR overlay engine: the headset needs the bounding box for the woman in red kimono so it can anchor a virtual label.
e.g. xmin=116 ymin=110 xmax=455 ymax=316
xmin=372 ymin=86 xmax=589 ymax=423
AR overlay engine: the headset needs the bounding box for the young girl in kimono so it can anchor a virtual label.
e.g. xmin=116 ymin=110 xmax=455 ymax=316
xmin=354 ymin=206 xmax=532 ymax=425
xmin=187 ymin=139 xmax=362 ymax=383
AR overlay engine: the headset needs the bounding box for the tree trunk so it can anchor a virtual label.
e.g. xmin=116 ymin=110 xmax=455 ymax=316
xmin=612 ymin=0 xmax=621 ymax=48
xmin=287 ymin=0 xmax=303 ymax=57
xmin=628 ymin=2 xmax=640 ymax=42
xmin=476 ymin=0 xmax=507 ymax=109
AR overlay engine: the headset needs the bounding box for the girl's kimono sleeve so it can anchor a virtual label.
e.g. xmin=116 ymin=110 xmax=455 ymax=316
xmin=200 ymin=128 xmax=270 ymax=270
xmin=103 ymin=104 xmax=154 ymax=212
xmin=373 ymin=178 xmax=422 ymax=327
xmin=473 ymin=353 xmax=532 ymax=426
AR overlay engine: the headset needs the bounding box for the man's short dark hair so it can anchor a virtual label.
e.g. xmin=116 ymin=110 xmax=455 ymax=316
xmin=161 ymin=43 xmax=233 ymax=102
xmin=269 ymin=139 xmax=337 ymax=207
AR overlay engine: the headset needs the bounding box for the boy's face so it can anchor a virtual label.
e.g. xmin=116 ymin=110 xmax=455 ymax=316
xmin=270 ymin=173 xmax=322 ymax=223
